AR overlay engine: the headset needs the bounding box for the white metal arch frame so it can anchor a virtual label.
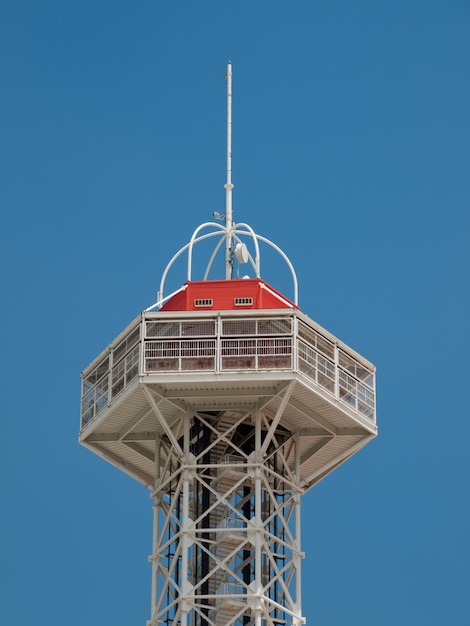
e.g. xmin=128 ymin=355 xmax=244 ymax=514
xmin=151 ymin=220 xmax=298 ymax=309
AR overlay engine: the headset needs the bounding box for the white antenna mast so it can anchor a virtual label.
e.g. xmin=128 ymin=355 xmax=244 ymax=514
xmin=224 ymin=60 xmax=233 ymax=279
xmin=155 ymin=59 xmax=299 ymax=306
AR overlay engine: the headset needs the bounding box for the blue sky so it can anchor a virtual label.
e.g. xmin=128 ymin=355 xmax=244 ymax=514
xmin=1 ymin=1 xmax=469 ymax=624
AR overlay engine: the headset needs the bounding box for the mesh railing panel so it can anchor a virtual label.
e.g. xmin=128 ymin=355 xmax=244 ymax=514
xmin=111 ymin=343 xmax=140 ymax=398
xmin=144 ymin=339 xmax=217 ymax=372
xmin=81 ymin=374 xmax=109 ymax=426
xmin=298 ymin=320 xmax=335 ymax=359
xmin=298 ymin=339 xmax=336 ymax=393
xmin=146 ymin=320 xmax=216 ymax=338
xmin=222 ymin=318 xmax=292 ymax=337
xmin=220 ymin=338 xmax=293 ymax=370
xmin=338 ymin=368 xmax=375 ymax=418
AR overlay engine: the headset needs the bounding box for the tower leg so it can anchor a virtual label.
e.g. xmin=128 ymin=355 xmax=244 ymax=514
xmin=149 ymin=435 xmax=161 ymax=625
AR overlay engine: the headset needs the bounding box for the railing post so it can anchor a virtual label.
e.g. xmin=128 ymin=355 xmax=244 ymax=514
xmin=354 ymin=377 xmax=358 ymax=412
xmin=216 ymin=314 xmax=222 ymax=373
xmin=373 ymin=372 xmax=377 ymax=422
xmin=140 ymin=313 xmax=146 ymax=376
xmin=292 ymin=314 xmax=297 ymax=371
xmin=334 ymin=344 xmax=339 ymax=401
xmin=108 ymin=345 xmax=113 ymax=405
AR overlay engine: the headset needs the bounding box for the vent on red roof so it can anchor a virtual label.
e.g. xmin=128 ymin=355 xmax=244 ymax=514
xmin=234 ymin=297 xmax=253 ymax=306
xmin=194 ymin=298 xmax=213 ymax=307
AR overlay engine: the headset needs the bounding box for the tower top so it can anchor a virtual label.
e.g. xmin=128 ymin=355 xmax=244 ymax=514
xmin=147 ymin=61 xmax=299 ymax=312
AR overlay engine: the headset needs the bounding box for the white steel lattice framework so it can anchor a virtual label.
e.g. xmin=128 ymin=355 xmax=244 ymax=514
xmin=147 ymin=388 xmax=304 ymax=626
xmin=79 ymin=61 xmax=377 ymax=626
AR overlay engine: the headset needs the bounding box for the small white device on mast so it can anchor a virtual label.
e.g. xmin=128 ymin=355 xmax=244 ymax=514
xmin=224 ymin=60 xmax=234 ymax=279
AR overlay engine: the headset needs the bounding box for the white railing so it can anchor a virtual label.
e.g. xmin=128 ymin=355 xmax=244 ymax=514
xmin=220 ymin=337 xmax=292 ymax=370
xmin=81 ymin=343 xmax=140 ymax=427
xmin=220 ymin=454 xmax=245 ymax=466
xmin=82 ymin=313 xmax=376 ymax=427
xmin=216 ymin=518 xmax=247 ymax=543
xmin=215 ymin=583 xmax=246 ymax=608
xmin=81 ymin=375 xmax=109 ymax=425
xmin=144 ymin=339 xmax=217 ymax=372
xmin=297 ymin=338 xmax=375 ymax=421
xmin=218 ymin=518 xmax=246 ymax=531
xmin=111 ymin=343 xmax=140 ymax=398
xmin=215 ymin=455 xmax=247 ymax=480
xmin=297 ymin=339 xmax=336 ymax=394
xmin=338 ymin=368 xmax=375 ymax=420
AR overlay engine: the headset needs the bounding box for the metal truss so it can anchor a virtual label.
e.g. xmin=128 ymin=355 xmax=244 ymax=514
xmin=147 ymin=387 xmax=305 ymax=626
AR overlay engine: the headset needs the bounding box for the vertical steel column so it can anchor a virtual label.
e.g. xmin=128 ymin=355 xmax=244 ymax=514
xmin=150 ymin=435 xmax=161 ymax=623
xmin=294 ymin=430 xmax=303 ymax=626
xmin=254 ymin=411 xmax=263 ymax=625
xmin=180 ymin=414 xmax=191 ymax=626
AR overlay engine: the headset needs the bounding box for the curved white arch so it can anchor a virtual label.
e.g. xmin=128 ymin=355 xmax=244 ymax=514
xmin=155 ymin=219 xmax=299 ymax=308
xmin=203 ymin=234 xmax=227 ymax=281
xmin=252 ymin=233 xmax=298 ymax=305
xmin=187 ymin=222 xmax=226 ymax=280
xmin=158 ymin=227 xmax=224 ymax=302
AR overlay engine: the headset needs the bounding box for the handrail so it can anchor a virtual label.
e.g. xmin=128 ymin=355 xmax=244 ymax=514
xmin=81 ymin=314 xmax=376 ymax=428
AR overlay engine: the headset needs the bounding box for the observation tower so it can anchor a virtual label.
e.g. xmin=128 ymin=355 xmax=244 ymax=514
xmin=79 ymin=62 xmax=377 ymax=626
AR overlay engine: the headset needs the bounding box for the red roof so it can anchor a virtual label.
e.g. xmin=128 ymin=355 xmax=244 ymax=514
xmin=160 ymin=278 xmax=297 ymax=312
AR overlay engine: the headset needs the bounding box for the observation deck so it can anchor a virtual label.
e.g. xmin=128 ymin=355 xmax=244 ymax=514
xmin=80 ymin=281 xmax=376 ymax=492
